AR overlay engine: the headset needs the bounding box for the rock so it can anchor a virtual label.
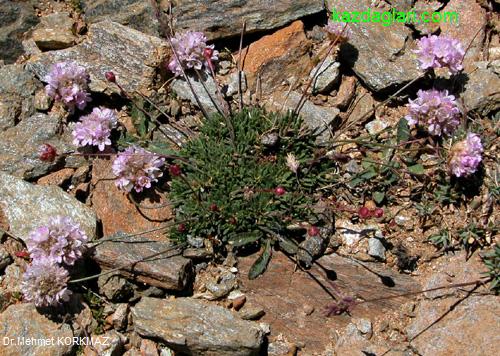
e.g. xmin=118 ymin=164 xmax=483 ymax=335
xmin=98 ymin=273 xmax=135 ymax=302
xmin=84 ymin=330 xmax=126 ymax=356
xmin=194 ymin=265 xmax=238 ymax=300
xmin=173 ymin=0 xmax=324 ymax=40
xmin=93 ymin=234 xmax=192 ymax=290
xmin=331 ymin=0 xmax=422 ymax=92
xmin=238 ymin=306 xmax=266 ymax=321
xmin=240 ymin=21 xmax=312 ymax=95
xmin=171 ymin=73 xmax=225 ymax=115
xmin=269 ymin=91 xmax=340 ymax=146
xmin=310 ymin=56 xmax=340 ymax=94
xmin=140 ymin=339 xmax=159 ymax=356
xmin=386 ymin=0 xmax=414 ymax=12
xmin=110 ymin=304 xmax=129 ymax=330
xmin=82 ymin=0 xmax=159 ymax=36
xmin=0 ymin=245 xmax=11 ymax=271
xmin=338 ymin=220 xmax=383 ymax=247
xmin=31 ymin=12 xmax=76 ymax=50
xmin=365 ymin=119 xmax=389 ymax=135
xmin=34 ymin=88 xmax=52 ymax=111
xmin=90 ymin=159 xmax=173 ymax=239
xmin=27 ymin=21 xmax=170 ymax=97
xmin=297 ymin=228 xmax=331 ymax=267
xmin=368 ymin=238 xmax=387 ymax=261
xmin=0 ymin=263 xmax=23 ymax=295
xmin=411 ymin=0 xmax=443 ymax=35
xmin=0 ymin=64 xmax=41 ymax=131
xmin=132 ymin=297 xmax=265 ymax=355
xmin=0 ymin=0 xmax=39 ymax=64
xmin=462 ymin=65 xmax=500 ymax=116
xmin=182 ymin=248 xmax=214 ymax=260
xmin=225 ymin=71 xmax=247 ymax=97
xmin=331 ymin=75 xmax=356 ymax=109
xmin=37 ymin=168 xmax=75 ymax=186
xmin=0 ymin=172 xmax=97 ymax=242
xmin=353 ymin=318 xmax=373 ymax=338
xmin=0 ymin=303 xmax=74 ymax=356
xmin=333 ymin=322 xmax=384 ymax=355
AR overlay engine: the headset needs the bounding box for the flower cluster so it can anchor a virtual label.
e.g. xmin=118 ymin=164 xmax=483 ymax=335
xmin=448 ymin=132 xmax=483 ymax=177
xmin=44 ymin=61 xmax=92 ymax=112
xmin=405 ymin=89 xmax=461 ymax=136
xmin=22 ymin=216 xmax=88 ymax=307
xmin=72 ymin=107 xmax=118 ymax=151
xmin=168 ymin=31 xmax=219 ymax=76
xmin=415 ymin=35 xmax=465 ymax=74
xmin=325 ymin=20 xmax=352 ymax=43
xmin=112 ymin=146 xmax=166 ymax=193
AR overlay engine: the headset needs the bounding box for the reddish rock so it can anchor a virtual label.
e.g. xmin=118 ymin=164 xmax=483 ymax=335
xmin=37 ymin=168 xmax=74 ymax=186
xmin=90 ymin=158 xmax=173 ymax=240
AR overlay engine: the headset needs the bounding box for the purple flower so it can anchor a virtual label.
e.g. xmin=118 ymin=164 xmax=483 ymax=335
xmin=44 ymin=61 xmax=92 ymax=112
xmin=22 ymin=257 xmax=71 ymax=307
xmin=72 ymin=107 xmax=118 ymax=151
xmin=415 ymin=35 xmax=465 ymax=74
xmin=405 ymin=89 xmax=461 ymax=136
xmin=112 ymin=146 xmax=165 ymax=193
xmin=168 ymin=31 xmax=219 ymax=76
xmin=325 ymin=20 xmax=352 ymax=43
xmin=26 ymin=216 xmax=88 ymax=266
xmin=449 ymin=132 xmax=483 ymax=177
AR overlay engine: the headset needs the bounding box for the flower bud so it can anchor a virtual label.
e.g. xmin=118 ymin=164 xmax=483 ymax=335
xmin=38 ymin=143 xmax=57 ymax=162
xmin=274 ymin=187 xmax=286 ymax=196
xmin=358 ymin=207 xmax=370 ymax=219
xmin=308 ymin=226 xmax=320 ymax=237
xmin=105 ymin=71 xmax=116 ymax=83
xmin=169 ymin=164 xmax=182 ymax=177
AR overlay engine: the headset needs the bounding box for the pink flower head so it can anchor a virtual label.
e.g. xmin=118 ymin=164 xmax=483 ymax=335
xmin=112 ymin=146 xmax=165 ymax=193
xmin=405 ymin=89 xmax=461 ymax=136
xmin=325 ymin=20 xmax=352 ymax=43
xmin=415 ymin=35 xmax=465 ymax=74
xmin=448 ymin=132 xmax=483 ymax=177
xmin=168 ymin=31 xmax=219 ymax=76
xmin=72 ymin=107 xmax=118 ymax=151
xmin=26 ymin=216 xmax=88 ymax=266
xmin=44 ymin=61 xmax=92 ymax=112
xmin=22 ymin=256 xmax=71 ymax=307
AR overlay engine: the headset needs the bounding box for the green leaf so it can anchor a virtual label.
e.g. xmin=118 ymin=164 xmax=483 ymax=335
xmin=397 ymin=117 xmax=410 ymax=143
xmin=361 ymin=169 xmax=378 ymax=180
xmin=373 ymin=191 xmax=385 ymax=204
xmin=229 ymin=231 xmax=262 ymax=247
xmin=277 ymin=236 xmax=298 ymax=254
xmin=408 ymin=164 xmax=425 ymax=175
xmin=248 ymin=240 xmax=272 ymax=279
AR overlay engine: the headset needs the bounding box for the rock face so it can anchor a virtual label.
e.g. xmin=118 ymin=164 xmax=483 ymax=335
xmin=31 ymin=12 xmax=77 ymax=51
xmin=132 ymin=297 xmax=265 ymax=355
xmin=0 ymin=172 xmax=97 ymax=242
xmin=462 ymin=64 xmax=500 ymax=116
xmin=92 ymin=234 xmax=192 ymax=291
xmin=329 ymin=0 xmax=422 ymax=92
xmin=171 ymin=74 xmax=225 ymax=115
xmin=310 ymin=56 xmax=341 ymax=94
xmin=0 ymin=0 xmax=39 ymax=64
xmin=0 ymin=64 xmax=41 ymax=131
xmin=27 ymin=21 xmax=170 ymax=96
xmin=0 ymin=303 xmax=74 ymax=356
xmin=173 ymin=0 xmax=324 ymax=40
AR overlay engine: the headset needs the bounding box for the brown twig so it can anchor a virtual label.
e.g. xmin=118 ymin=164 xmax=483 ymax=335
xmin=237 ymin=21 xmax=247 ymax=111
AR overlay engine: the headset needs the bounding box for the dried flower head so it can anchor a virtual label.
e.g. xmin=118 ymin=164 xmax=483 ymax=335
xmin=286 ymin=153 xmax=300 ymax=173
xmin=325 ymin=20 xmax=352 ymax=43
xmin=448 ymin=132 xmax=483 ymax=177
xmin=27 ymin=216 xmax=88 ymax=266
xmin=72 ymin=107 xmax=118 ymax=151
xmin=112 ymin=146 xmax=165 ymax=193
xmin=44 ymin=61 xmax=91 ymax=112
xmin=405 ymin=89 xmax=461 ymax=136
xmin=168 ymin=31 xmax=219 ymax=76
xmin=22 ymin=257 xmax=71 ymax=307
xmin=415 ymin=35 xmax=465 ymax=74
xmin=38 ymin=143 xmax=57 ymax=162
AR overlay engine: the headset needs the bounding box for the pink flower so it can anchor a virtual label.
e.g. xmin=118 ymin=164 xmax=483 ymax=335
xmin=415 ymin=35 xmax=464 ymax=74
xmin=448 ymin=133 xmax=483 ymax=177
xmin=44 ymin=61 xmax=91 ymax=112
xmin=168 ymin=31 xmax=219 ymax=76
xmin=112 ymin=146 xmax=165 ymax=193
xmin=405 ymin=89 xmax=461 ymax=136
xmin=72 ymin=107 xmax=118 ymax=151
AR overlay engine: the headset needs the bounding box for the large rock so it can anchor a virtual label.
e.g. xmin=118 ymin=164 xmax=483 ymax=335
xmin=328 ymin=0 xmax=422 ymax=92
xmin=132 ymin=297 xmax=265 ymax=355
xmin=82 ymin=0 xmax=159 ymax=36
xmin=93 ymin=234 xmax=192 ymax=291
xmin=0 ymin=0 xmax=39 ymax=64
xmin=27 ymin=21 xmax=170 ymax=96
xmin=0 ymin=64 xmax=41 ymax=131
xmin=462 ymin=64 xmax=500 ymax=116
xmin=0 ymin=172 xmax=97 ymax=242
xmin=0 ymin=303 xmax=74 ymax=356
xmin=173 ymin=0 xmax=324 ymax=40
xmin=31 ymin=12 xmax=77 ymax=51
xmin=171 ymin=73 xmax=225 ymax=115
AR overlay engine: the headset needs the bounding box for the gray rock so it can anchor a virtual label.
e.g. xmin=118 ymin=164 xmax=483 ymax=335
xmin=331 ymin=0 xmax=422 ymax=92
xmin=365 ymin=119 xmax=389 ymax=135
xmin=173 ymin=0 xmax=324 ymax=40
xmin=85 ymin=330 xmax=126 ymax=356
xmin=0 ymin=0 xmax=39 ymax=64
xmin=0 ymin=245 xmax=11 ymax=271
xmin=34 ymin=88 xmax=52 ymax=111
xmin=0 ymin=172 xmax=97 ymax=241
xmin=82 ymin=0 xmax=160 ymax=36
xmin=310 ymin=56 xmax=340 ymax=94
xmin=226 ymin=71 xmax=247 ymax=97
xmin=353 ymin=318 xmax=373 ymax=338
xmin=27 ymin=21 xmax=170 ymax=96
xmin=98 ymin=273 xmax=135 ymax=301
xmin=110 ymin=303 xmax=129 ymax=330
xmin=31 ymin=12 xmax=76 ymax=50
xmin=368 ymin=238 xmax=386 ymax=261
xmin=0 ymin=263 xmax=23 ymax=295
xmin=0 ymin=303 xmax=74 ymax=356
xmin=297 ymin=227 xmax=331 ymax=268
xmin=462 ymin=65 xmax=500 ymax=116
xmin=92 ymin=234 xmax=192 ymax=290
xmin=132 ymin=297 xmax=265 ymax=355
xmin=171 ymin=73 xmax=226 ymax=115
xmin=0 ymin=64 xmax=41 ymax=131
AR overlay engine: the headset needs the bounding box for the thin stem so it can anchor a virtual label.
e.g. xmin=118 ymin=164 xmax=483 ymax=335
xmin=237 ymin=21 xmax=247 ymax=111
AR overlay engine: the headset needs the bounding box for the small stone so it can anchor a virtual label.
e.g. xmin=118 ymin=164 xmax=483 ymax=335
xmin=353 ymin=318 xmax=373 ymax=339
xmin=310 ymin=56 xmax=341 ymax=94
xmin=368 ymin=238 xmax=386 ymax=261
xmin=141 ymin=339 xmax=159 ymax=356
xmin=169 ymin=99 xmax=181 ymax=118
xmin=345 ymin=160 xmax=361 ymax=174
xmin=365 ymin=119 xmax=388 ymax=135
xmin=0 ymin=263 xmax=23 ymax=295
xmin=84 ymin=330 xmax=126 ymax=356
xmin=111 ymin=303 xmax=129 ymax=330
xmin=36 ymin=168 xmax=75 ymax=186
xmin=239 ymin=306 xmax=266 ymax=320
xmin=0 ymin=244 xmax=12 ymax=271
xmin=303 ymin=304 xmax=315 ymax=315
xmin=331 ymin=76 xmax=357 ymax=109
xmin=226 ymin=71 xmax=247 ymax=97
xmin=98 ymin=273 xmax=135 ymax=302
xmin=232 ymin=295 xmax=247 ymax=311
xmin=182 ymin=248 xmax=213 ymax=260
xmin=31 ymin=12 xmax=76 ymax=50
xmin=159 ymin=347 xmax=175 ymax=356
xmin=228 ymin=290 xmax=245 ymax=300
xmin=34 ymin=88 xmax=52 ymax=111
xmin=261 ymin=132 xmax=280 ymax=147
